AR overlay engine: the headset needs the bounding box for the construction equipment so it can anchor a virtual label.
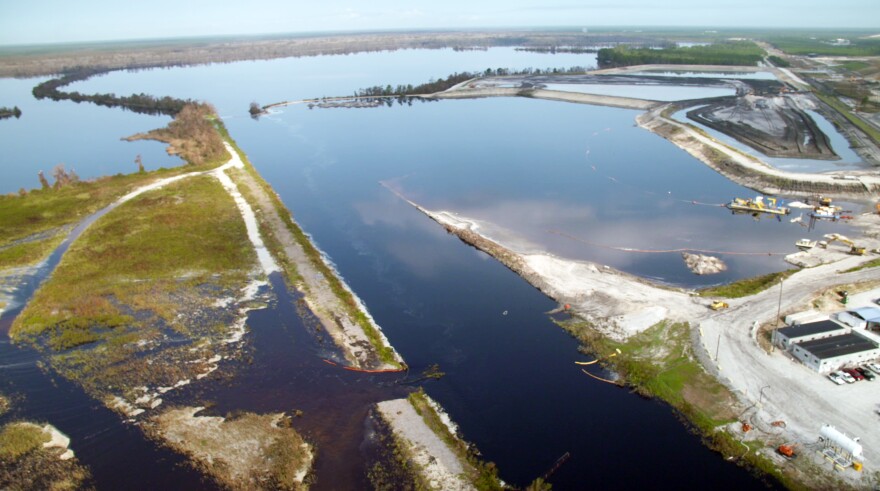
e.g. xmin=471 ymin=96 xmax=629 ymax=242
xmin=710 ymin=301 xmax=729 ymax=311
xmin=823 ymin=234 xmax=866 ymax=255
xmin=726 ymin=196 xmax=790 ymax=216
xmin=777 ymin=444 xmax=798 ymax=459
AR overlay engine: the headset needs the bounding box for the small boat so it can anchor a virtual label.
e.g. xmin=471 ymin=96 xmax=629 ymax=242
xmin=810 ymin=205 xmax=841 ymax=220
xmin=726 ymin=196 xmax=790 ymax=216
xmin=795 ymin=238 xmax=817 ymax=250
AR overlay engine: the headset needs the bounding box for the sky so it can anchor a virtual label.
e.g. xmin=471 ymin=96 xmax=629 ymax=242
xmin=1 ymin=0 xmax=879 ymax=46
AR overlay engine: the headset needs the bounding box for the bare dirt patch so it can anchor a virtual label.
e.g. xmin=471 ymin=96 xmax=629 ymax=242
xmin=153 ymin=406 xmax=312 ymax=490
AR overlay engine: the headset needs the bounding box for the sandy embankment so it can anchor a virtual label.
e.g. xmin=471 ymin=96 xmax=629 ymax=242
xmin=226 ymin=147 xmax=405 ymax=370
xmin=391 ymin=189 xmax=703 ymax=340
xmin=376 ymin=398 xmax=475 ymax=491
xmin=429 ymin=84 xmax=657 ymax=110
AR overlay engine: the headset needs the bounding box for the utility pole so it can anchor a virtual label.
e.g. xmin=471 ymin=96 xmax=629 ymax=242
xmin=715 ymin=333 xmax=722 ymax=361
xmin=776 ymin=279 xmax=784 ymax=328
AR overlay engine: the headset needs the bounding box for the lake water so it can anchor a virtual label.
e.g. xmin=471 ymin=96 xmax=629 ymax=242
xmin=0 ymin=77 xmax=181 ymax=192
xmin=0 ymin=46 xmax=838 ymax=489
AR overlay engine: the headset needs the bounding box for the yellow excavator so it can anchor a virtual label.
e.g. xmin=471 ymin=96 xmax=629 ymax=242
xmin=710 ymin=301 xmax=729 ymax=311
xmin=821 ymin=233 xmax=866 ymax=255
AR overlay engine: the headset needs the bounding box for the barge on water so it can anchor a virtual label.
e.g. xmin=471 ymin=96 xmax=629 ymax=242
xmin=726 ymin=196 xmax=790 ymax=216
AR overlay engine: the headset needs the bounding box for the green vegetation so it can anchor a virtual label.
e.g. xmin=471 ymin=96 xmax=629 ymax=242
xmin=768 ymin=36 xmax=880 ymax=57
xmin=0 ymin=165 xmax=198 ymax=270
xmin=698 ymin=269 xmax=796 ymax=298
xmin=842 ymin=257 xmax=880 ymax=273
xmin=0 ymin=394 xmax=8 ymax=416
xmin=814 ymin=92 xmax=880 ymax=144
xmin=559 ymin=319 xmax=818 ymax=489
xmin=407 ymin=389 xmax=504 ymax=490
xmin=0 ymin=423 xmax=49 ymax=460
xmin=13 ymin=174 xmax=255 ymax=347
xmin=32 ymin=66 xmax=191 ymax=116
xmin=597 ymin=41 xmax=764 ymax=68
xmin=766 ymin=55 xmax=790 ymax=68
xmin=0 ymin=106 xmax=21 ymax=119
xmin=564 ymin=321 xmax=738 ymax=429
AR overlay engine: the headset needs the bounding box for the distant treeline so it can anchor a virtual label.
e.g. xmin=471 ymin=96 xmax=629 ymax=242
xmin=768 ymin=36 xmax=880 ymax=57
xmin=597 ymin=41 xmax=764 ymax=68
xmin=32 ymin=67 xmax=192 ymax=116
xmin=0 ymin=106 xmax=22 ymax=119
xmin=515 ymin=46 xmax=599 ymax=54
xmin=352 ymin=65 xmax=590 ymax=100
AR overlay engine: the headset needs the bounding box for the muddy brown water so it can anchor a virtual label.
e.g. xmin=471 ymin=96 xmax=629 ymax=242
xmin=1 ymin=230 xmax=412 ymax=489
xmin=183 ymin=273 xmax=413 ymax=489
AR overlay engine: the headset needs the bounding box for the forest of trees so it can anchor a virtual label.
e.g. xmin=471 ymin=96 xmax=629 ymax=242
xmin=32 ymin=67 xmax=192 ymax=116
xmin=597 ymin=42 xmax=764 ymax=68
xmin=0 ymin=106 xmax=22 ymax=119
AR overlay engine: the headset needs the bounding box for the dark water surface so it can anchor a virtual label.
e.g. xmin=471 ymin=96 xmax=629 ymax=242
xmin=0 ymin=47 xmax=814 ymax=489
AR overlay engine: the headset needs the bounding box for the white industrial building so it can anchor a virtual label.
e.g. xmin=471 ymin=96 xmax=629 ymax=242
xmin=789 ymin=331 xmax=880 ymax=373
xmin=835 ymin=306 xmax=880 ymax=331
xmin=772 ymin=319 xmax=848 ymax=350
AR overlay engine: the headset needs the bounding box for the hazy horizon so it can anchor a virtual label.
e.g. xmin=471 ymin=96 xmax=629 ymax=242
xmin=1 ymin=0 xmax=879 ymax=47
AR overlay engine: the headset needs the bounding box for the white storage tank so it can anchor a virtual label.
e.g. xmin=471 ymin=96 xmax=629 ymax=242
xmin=820 ymin=424 xmax=863 ymax=460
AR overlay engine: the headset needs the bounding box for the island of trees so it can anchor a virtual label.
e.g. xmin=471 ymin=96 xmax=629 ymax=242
xmin=0 ymin=106 xmax=21 ymax=119
xmin=32 ymin=67 xmax=191 ymax=116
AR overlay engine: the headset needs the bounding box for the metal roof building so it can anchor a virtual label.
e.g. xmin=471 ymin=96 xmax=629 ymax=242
xmin=772 ymin=319 xmax=848 ymax=350
xmin=836 ymin=306 xmax=880 ymax=330
xmin=790 ymin=332 xmax=880 ymax=373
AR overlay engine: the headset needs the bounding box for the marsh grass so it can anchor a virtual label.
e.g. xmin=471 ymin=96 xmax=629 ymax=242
xmin=561 ymin=320 xmax=738 ymax=430
xmin=0 ymin=166 xmax=215 ymax=271
xmin=12 ymin=174 xmax=256 ymax=352
xmin=0 ymin=423 xmax=49 ymax=460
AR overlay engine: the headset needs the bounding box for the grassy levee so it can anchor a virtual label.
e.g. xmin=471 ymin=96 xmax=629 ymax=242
xmin=560 ymin=319 xmax=804 ymax=488
xmin=10 ymin=174 xmax=257 ymax=393
xmin=213 ymin=121 xmax=402 ymax=368
xmin=698 ymin=270 xmax=796 ymax=299
xmin=406 ymin=389 xmax=504 ymax=491
xmin=814 ymin=92 xmax=880 ymax=145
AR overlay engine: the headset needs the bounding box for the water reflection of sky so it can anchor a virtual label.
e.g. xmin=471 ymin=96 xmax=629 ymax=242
xmin=0 ymin=77 xmax=181 ymax=193
xmin=259 ymin=97 xmax=863 ymax=289
xmin=542 ymin=83 xmax=735 ymax=101
xmin=629 ymin=70 xmax=777 ymax=80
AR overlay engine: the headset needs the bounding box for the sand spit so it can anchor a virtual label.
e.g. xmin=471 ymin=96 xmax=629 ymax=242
xmin=417 ymin=207 xmax=702 ymax=341
xmin=376 ymin=398 xmax=474 ymax=491
xmin=153 ymin=406 xmax=313 ymax=490
xmin=429 ymin=84 xmax=657 ymax=110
